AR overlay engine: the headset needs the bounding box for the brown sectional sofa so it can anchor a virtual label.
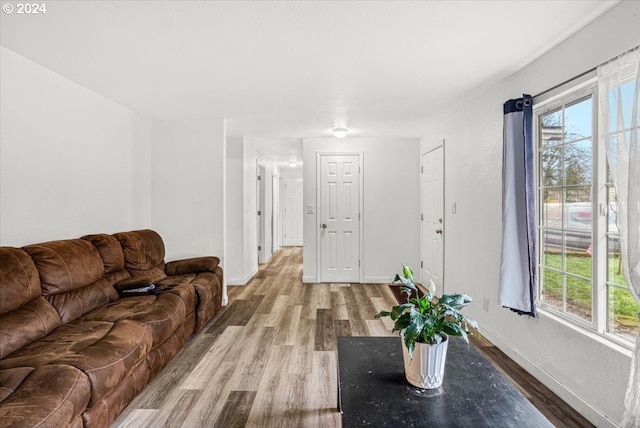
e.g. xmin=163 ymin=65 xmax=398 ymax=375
xmin=0 ymin=229 xmax=223 ymax=428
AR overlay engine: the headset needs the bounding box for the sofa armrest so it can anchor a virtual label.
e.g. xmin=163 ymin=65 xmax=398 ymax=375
xmin=165 ymin=256 xmax=220 ymax=276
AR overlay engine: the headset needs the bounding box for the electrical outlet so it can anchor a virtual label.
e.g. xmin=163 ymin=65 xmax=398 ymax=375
xmin=483 ymin=297 xmax=489 ymax=312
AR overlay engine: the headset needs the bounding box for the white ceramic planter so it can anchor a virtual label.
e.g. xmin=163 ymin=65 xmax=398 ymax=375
xmin=401 ymin=335 xmax=449 ymax=389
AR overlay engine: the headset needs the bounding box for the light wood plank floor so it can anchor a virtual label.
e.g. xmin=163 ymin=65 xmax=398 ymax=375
xmin=112 ymin=247 xmax=592 ymax=428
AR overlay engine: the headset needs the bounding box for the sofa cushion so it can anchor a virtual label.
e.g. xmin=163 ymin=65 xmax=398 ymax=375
xmin=0 ymin=297 xmax=61 ymax=360
xmin=80 ymin=357 xmax=149 ymax=428
xmin=113 ymin=229 xmax=166 ymax=278
xmin=0 ymin=320 xmax=152 ymax=407
xmin=23 ymin=240 xmax=119 ymax=323
xmin=78 ymin=290 xmax=190 ymax=348
xmin=82 ymin=234 xmax=130 ymax=284
xmin=0 ymin=364 xmax=91 ymax=428
xmin=48 ymin=279 xmax=120 ymax=324
xmin=23 ymin=240 xmax=104 ymax=294
xmin=0 ymin=247 xmax=42 ymax=314
xmin=0 ymin=367 xmax=34 ymax=403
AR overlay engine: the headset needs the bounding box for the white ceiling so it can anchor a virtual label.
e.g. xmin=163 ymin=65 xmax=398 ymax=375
xmin=1 ymin=0 xmax=616 ymax=144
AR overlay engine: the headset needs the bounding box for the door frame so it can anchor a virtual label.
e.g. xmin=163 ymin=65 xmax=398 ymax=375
xmin=421 ymin=141 xmax=445 ymax=291
xmin=271 ymin=173 xmax=280 ymax=253
xmin=315 ymin=151 xmax=364 ymax=283
xmin=257 ymin=162 xmax=266 ymax=264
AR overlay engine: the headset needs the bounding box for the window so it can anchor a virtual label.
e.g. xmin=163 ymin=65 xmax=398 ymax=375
xmin=536 ymin=80 xmax=639 ymax=344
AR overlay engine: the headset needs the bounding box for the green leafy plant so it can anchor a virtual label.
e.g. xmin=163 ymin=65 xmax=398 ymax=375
xmin=375 ymin=264 xmax=479 ymax=357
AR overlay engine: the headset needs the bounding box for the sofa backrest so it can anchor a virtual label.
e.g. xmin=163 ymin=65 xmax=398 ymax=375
xmin=82 ymin=233 xmax=131 ymax=285
xmin=113 ymin=230 xmax=167 ymax=279
xmin=23 ymin=239 xmax=119 ymax=324
xmin=0 ymin=247 xmax=62 ymax=359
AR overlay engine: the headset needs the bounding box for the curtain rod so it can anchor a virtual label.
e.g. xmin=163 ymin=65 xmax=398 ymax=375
xmin=532 ymin=45 xmax=639 ymax=100
xmin=533 ymin=66 xmax=597 ymax=99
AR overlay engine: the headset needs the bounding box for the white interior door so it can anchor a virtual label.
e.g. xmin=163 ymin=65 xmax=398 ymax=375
xmin=319 ymin=154 xmax=360 ymax=283
xmin=421 ymin=147 xmax=444 ymax=291
xmin=284 ymin=178 xmax=303 ymax=246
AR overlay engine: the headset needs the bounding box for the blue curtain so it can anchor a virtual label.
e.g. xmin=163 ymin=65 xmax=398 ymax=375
xmin=499 ymin=94 xmax=537 ymax=317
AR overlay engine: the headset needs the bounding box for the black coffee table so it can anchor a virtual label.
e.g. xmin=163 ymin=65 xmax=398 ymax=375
xmin=337 ymin=336 xmax=553 ymax=427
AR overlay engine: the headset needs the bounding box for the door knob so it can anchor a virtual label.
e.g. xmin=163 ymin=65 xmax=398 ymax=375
xmin=321 ymin=223 xmax=327 ymax=229
xmin=435 ymin=228 xmax=443 ymax=234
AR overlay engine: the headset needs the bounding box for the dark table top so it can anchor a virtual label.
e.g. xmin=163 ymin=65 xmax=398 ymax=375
xmin=338 ymin=336 xmax=553 ymax=428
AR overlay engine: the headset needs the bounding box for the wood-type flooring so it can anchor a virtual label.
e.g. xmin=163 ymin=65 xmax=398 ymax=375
xmin=112 ymin=247 xmax=593 ymax=427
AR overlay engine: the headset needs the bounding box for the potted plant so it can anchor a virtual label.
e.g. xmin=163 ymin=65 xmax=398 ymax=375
xmin=375 ymin=264 xmax=479 ymax=389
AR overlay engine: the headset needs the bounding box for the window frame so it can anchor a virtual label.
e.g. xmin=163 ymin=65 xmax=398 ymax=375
xmin=533 ymin=75 xmax=633 ymax=348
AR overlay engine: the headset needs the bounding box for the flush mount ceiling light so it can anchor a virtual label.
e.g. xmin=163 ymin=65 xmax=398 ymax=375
xmin=333 ymin=128 xmax=348 ymax=138
xmin=289 ymin=160 xmax=297 ymax=168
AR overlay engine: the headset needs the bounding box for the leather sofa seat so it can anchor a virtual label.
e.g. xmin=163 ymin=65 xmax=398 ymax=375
xmin=0 ymin=364 xmax=90 ymax=428
xmin=0 ymin=320 xmax=152 ymax=408
xmin=78 ymin=292 xmax=188 ymax=348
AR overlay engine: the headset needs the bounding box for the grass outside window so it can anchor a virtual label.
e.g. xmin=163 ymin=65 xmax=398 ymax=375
xmin=540 ymin=252 xmax=639 ymax=335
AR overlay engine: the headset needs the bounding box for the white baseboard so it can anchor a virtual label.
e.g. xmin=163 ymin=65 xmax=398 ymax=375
xmin=301 ymin=276 xmax=393 ymax=284
xmin=479 ymin=326 xmax=617 ymax=428
xmin=363 ymin=276 xmax=394 ymax=284
xmin=226 ymin=267 xmax=259 ymax=286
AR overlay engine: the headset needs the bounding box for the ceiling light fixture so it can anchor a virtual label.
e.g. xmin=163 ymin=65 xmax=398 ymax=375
xmin=289 ymin=160 xmax=297 ymax=168
xmin=333 ymin=127 xmax=348 ymax=138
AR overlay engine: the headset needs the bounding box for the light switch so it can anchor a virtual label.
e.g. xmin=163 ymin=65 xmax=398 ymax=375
xmin=306 ymin=204 xmax=315 ymax=214
xmin=451 ymin=203 xmax=457 ymax=214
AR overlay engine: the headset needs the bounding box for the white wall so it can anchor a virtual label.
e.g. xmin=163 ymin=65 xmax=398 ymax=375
xmin=226 ymin=136 xmax=245 ymax=284
xmin=150 ymin=118 xmax=226 ymax=256
xmin=150 ymin=118 xmax=227 ymax=303
xmin=132 ymin=118 xmax=153 ymax=227
xmin=242 ymin=139 xmax=259 ymax=282
xmin=302 ymin=138 xmax=420 ymax=283
xmin=420 ymin=2 xmax=640 ymax=426
xmin=0 ymin=47 xmax=151 ymax=246
xmin=279 ymin=165 xmax=303 ymax=179
xmin=0 ymin=48 xmax=229 ymax=302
